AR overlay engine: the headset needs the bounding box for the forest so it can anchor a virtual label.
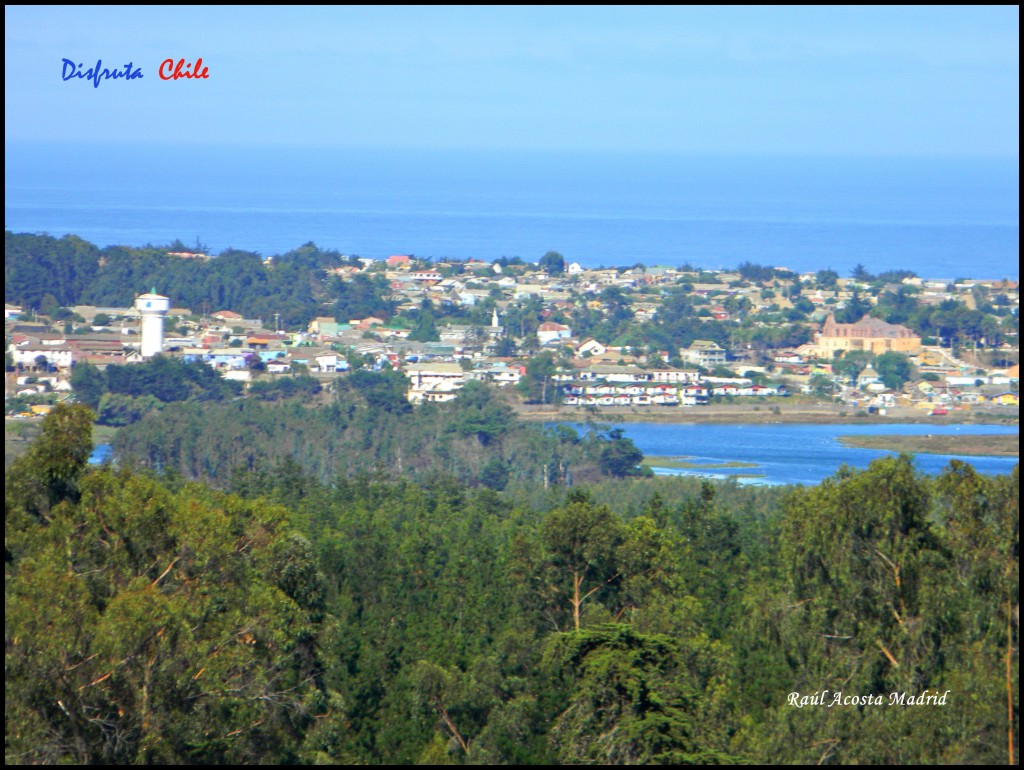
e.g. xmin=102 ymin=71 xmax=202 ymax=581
xmin=5 ymin=404 xmax=1018 ymax=764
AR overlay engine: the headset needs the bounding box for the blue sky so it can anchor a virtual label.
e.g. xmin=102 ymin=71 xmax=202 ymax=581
xmin=4 ymin=6 xmax=1019 ymax=156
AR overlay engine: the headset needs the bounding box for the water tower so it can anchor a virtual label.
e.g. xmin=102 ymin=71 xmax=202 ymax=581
xmin=135 ymin=289 xmax=170 ymax=357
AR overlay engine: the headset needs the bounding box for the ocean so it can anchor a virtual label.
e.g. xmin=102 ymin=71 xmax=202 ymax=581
xmin=4 ymin=142 xmax=1019 ymax=279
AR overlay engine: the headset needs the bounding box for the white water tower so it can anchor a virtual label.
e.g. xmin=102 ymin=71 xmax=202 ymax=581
xmin=135 ymin=289 xmax=170 ymax=357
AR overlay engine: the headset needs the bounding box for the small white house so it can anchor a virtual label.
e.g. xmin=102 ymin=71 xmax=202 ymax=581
xmin=575 ymin=338 xmax=607 ymax=358
xmin=537 ymin=322 xmax=572 ymax=345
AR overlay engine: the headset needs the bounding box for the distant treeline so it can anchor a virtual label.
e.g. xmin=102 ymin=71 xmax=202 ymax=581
xmin=71 ymin=357 xmax=327 ymax=427
xmin=6 ymin=404 xmax=1019 ymax=763
xmin=111 ymin=375 xmax=647 ymax=489
xmin=67 ymin=357 xmax=647 ymax=487
xmin=4 ymin=232 xmax=392 ymax=327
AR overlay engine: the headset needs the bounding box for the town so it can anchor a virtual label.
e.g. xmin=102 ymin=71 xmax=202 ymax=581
xmin=5 ymin=245 xmax=1020 ymax=419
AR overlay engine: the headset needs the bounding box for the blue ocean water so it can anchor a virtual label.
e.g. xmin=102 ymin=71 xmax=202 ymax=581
xmin=5 ymin=142 xmax=1019 ymax=279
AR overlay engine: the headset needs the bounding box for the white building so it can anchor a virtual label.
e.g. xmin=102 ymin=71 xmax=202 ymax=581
xmin=681 ymin=340 xmax=727 ymax=368
xmin=9 ymin=343 xmax=75 ymax=370
xmin=649 ymin=369 xmax=701 ymax=384
xmin=537 ymin=322 xmax=572 ymax=345
xmin=405 ymin=362 xmax=467 ymax=403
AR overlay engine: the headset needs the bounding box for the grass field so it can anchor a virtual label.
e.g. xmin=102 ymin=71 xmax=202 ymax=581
xmin=837 ymin=433 xmax=1019 ymax=457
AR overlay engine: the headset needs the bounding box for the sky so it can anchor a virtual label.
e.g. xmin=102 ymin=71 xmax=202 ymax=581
xmin=4 ymin=5 xmax=1020 ymax=156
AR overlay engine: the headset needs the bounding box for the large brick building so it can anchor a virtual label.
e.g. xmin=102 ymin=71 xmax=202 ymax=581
xmin=816 ymin=314 xmax=922 ymax=356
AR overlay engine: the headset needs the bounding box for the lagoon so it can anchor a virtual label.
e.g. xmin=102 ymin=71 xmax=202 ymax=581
xmin=578 ymin=422 xmax=1019 ymax=486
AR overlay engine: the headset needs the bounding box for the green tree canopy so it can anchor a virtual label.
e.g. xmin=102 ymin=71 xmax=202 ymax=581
xmin=539 ymin=251 xmax=566 ymax=274
xmin=542 ymin=492 xmax=625 ymax=631
xmin=517 ymin=352 xmax=559 ymax=404
xmin=6 ymin=408 xmax=329 ymax=763
xmin=544 ymin=625 xmax=734 ymax=764
xmin=873 ymin=351 xmax=915 ymax=390
xmin=450 ymin=380 xmax=516 ymax=446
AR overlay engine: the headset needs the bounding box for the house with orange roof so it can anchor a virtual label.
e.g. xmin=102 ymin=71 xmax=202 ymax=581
xmin=537 ymin=321 xmax=572 ymax=345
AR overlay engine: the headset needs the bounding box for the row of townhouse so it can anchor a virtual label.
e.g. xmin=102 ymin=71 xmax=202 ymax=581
xmin=572 ymin=364 xmax=702 ymax=384
xmin=404 ymin=358 xmax=719 ymax=407
xmin=562 ymin=379 xmax=783 ymax=407
xmin=564 ymin=383 xmax=708 ymax=407
xmin=710 ymin=383 xmax=784 ymax=397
